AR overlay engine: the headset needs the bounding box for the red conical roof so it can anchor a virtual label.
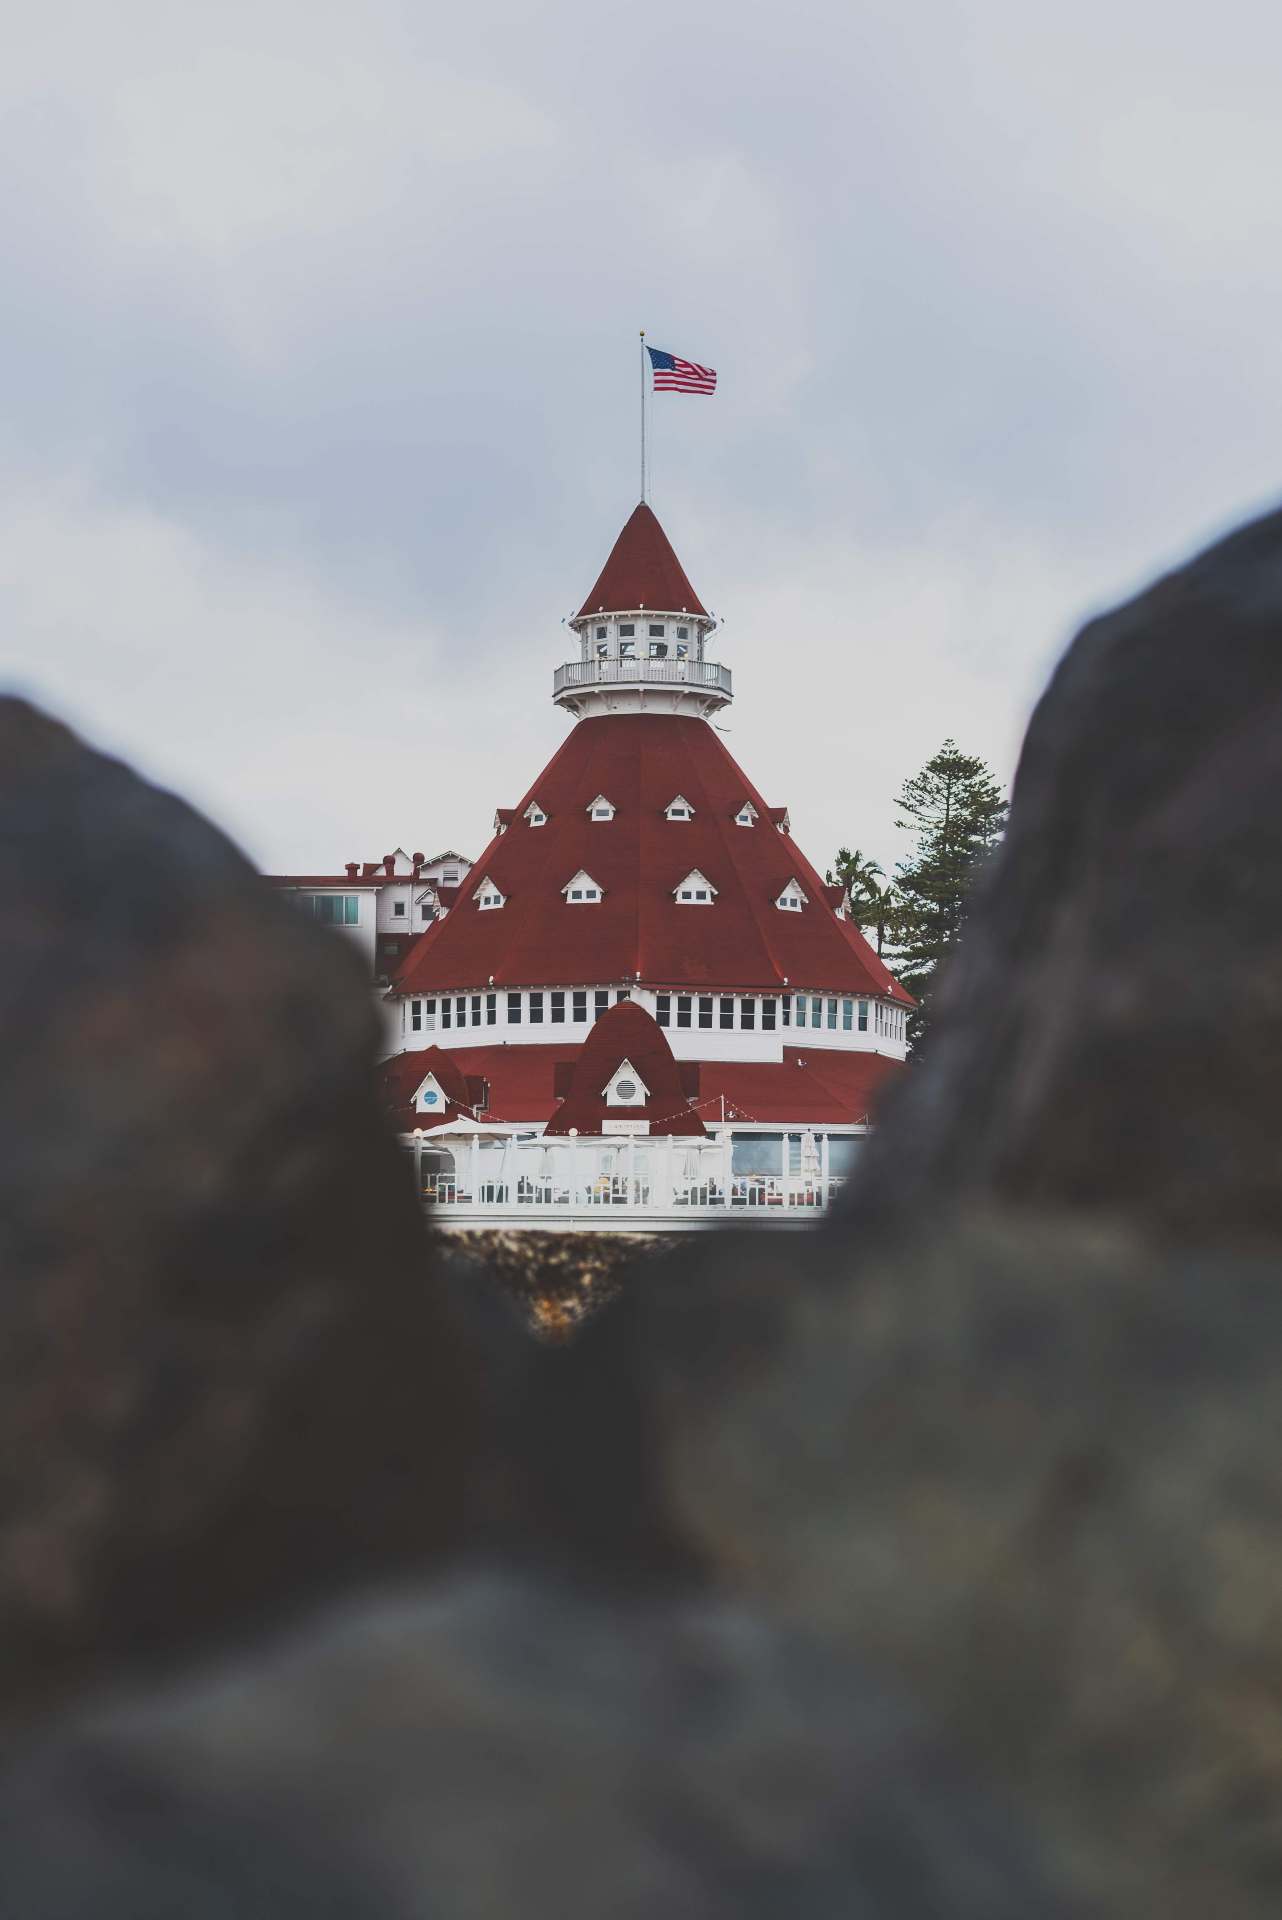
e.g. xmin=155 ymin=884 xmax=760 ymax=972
xmin=543 ymin=999 xmax=706 ymax=1136
xmin=393 ymin=713 xmax=912 ymax=1001
xmin=576 ymin=503 xmax=708 ymax=619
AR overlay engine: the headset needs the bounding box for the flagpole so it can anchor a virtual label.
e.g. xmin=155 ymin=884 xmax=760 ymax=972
xmin=639 ymin=329 xmax=646 ymax=502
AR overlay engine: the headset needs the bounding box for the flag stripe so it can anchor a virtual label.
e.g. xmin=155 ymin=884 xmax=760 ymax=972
xmin=647 ymin=346 xmax=717 ymax=394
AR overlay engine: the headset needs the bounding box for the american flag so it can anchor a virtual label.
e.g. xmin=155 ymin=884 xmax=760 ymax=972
xmin=646 ymin=346 xmax=717 ymax=394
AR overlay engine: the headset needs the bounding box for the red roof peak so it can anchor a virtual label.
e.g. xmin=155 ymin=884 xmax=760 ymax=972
xmin=576 ymin=503 xmax=708 ymax=620
xmin=544 ymin=998 xmax=706 ymax=1137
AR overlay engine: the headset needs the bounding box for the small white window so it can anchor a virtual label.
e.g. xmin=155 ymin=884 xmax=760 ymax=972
xmin=476 ymin=874 xmax=506 ymax=910
xmin=674 ymin=868 xmax=717 ymax=905
xmin=665 ymin=794 xmax=694 ymax=821
xmin=562 ymin=869 xmax=603 ymax=904
xmin=604 ymin=1058 xmax=650 ymax=1108
xmin=586 ymin=794 xmax=616 ymax=821
xmin=524 ymin=803 xmax=547 ymax=826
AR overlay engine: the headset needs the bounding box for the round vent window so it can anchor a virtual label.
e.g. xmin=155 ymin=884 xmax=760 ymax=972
xmin=615 ymin=1079 xmax=638 ymax=1102
xmin=423 ymin=1090 xmax=440 ymax=1105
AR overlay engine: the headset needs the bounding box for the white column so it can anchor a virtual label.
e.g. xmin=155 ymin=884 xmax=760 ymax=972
xmin=413 ymin=1132 xmax=423 ymax=1200
xmin=820 ymin=1131 xmax=831 ymax=1209
xmin=470 ymin=1134 xmax=481 ymax=1209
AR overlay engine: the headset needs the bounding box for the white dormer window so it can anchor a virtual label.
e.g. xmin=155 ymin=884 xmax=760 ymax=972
xmin=735 ymin=802 xmax=759 ymax=827
xmin=604 ymin=1058 xmax=650 ymax=1108
xmin=674 ymin=868 xmax=717 ymax=905
xmin=415 ymin=1072 xmax=448 ymax=1116
xmin=587 ymin=794 xmax=616 ymax=821
xmin=562 ymin=869 xmax=604 ymax=904
xmin=524 ymin=802 xmax=547 ymax=826
xmin=476 ymin=876 xmax=506 ymax=910
xmin=665 ymin=795 xmax=694 ymax=821
xmin=776 ymin=877 xmax=809 ymax=912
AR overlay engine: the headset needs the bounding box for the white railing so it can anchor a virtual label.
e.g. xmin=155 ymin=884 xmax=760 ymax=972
xmin=413 ymin=1134 xmax=847 ymax=1230
xmin=553 ymin=658 xmax=732 ymax=697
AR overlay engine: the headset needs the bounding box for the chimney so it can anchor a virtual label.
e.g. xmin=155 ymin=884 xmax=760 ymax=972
xmin=411 ymin=851 xmax=426 ymax=866
xmin=383 ymin=853 xmax=396 ymax=877
xmin=345 ymin=862 xmax=359 ymax=878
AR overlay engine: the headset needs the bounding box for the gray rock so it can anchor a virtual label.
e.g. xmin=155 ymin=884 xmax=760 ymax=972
xmin=0 ymin=1573 xmax=1073 ymax=1919
xmin=0 ymin=700 xmax=480 ymax=1725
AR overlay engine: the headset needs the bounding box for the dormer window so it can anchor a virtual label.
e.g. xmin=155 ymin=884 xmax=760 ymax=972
xmin=604 ymin=1058 xmax=649 ymax=1108
xmin=674 ymin=868 xmax=717 ymax=905
xmin=735 ymin=802 xmax=759 ymax=827
xmin=524 ymin=802 xmax=547 ymax=826
xmin=665 ymin=795 xmax=694 ymax=821
xmin=587 ymin=795 xmax=616 ymax=821
xmin=562 ymin=869 xmax=604 ymax=904
xmin=476 ymin=876 xmax=506 ymax=910
xmin=415 ymin=1072 xmax=447 ymax=1116
xmin=776 ymin=878 xmax=808 ymax=912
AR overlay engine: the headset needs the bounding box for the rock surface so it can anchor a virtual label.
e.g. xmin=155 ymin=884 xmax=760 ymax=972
xmin=0 ymin=699 xmax=479 ymax=1725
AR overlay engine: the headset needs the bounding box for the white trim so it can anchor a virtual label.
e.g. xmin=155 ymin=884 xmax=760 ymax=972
xmin=674 ymin=868 xmax=717 ymax=905
xmin=775 ymin=876 xmax=809 ymax=912
xmin=586 ymin=794 xmax=616 ymax=821
xmin=604 ymin=1058 xmax=650 ymax=1107
xmin=562 ymin=868 xmax=604 ymax=903
xmin=664 ymin=794 xmax=695 ymax=821
xmin=475 ymin=875 xmax=506 ymax=910
xmin=734 ymin=801 xmax=759 ymax=826
xmin=524 ymin=801 xmax=548 ymax=826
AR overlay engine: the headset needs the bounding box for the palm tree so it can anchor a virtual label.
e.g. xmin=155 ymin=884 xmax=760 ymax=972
xmin=827 ymin=847 xmax=896 ymax=955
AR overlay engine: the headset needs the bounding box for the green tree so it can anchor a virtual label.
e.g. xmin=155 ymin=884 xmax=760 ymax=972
xmin=890 ymin=740 xmax=1007 ymax=1050
xmin=827 ymin=846 xmax=896 ymax=956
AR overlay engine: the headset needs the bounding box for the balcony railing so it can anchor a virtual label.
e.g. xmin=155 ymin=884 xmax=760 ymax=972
xmin=553 ymin=658 xmax=732 ymax=697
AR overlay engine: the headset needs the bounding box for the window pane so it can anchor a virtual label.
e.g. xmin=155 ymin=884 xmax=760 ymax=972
xmin=471 ymin=996 xmax=481 ymax=1022
xmin=441 ymin=1001 xmax=452 ymax=1028
xmin=616 ymin=989 xmax=630 ymax=1002
xmin=781 ymin=996 xmax=791 ymax=1026
xmin=795 ymin=995 xmax=807 ymax=1025
xmin=677 ymin=996 xmax=692 ymax=1028
xmin=648 ymin=623 xmax=664 ymax=637
xmin=719 ymin=997 xmax=734 ymax=1029
xmin=411 ymin=1001 xmax=422 ymax=1031
xmin=762 ymin=999 xmax=776 ymax=1030
xmin=656 ymin=994 xmax=671 ymax=1027
xmin=827 ymin=998 xmax=837 ymax=1028
xmin=595 ymin=990 xmax=609 ymax=1017
xmin=456 ymin=997 xmax=467 ymax=1025
xmin=858 ymin=999 xmax=869 ymax=1031
xmin=530 ymin=993 xmax=544 ymax=1023
xmin=618 ymin=622 xmax=635 ymax=636
xmin=573 ymin=991 xmax=587 ymax=1021
xmin=507 ymin=992 xmax=522 ymax=1023
xmin=424 ymin=999 xmax=436 ymax=1030
xmin=742 ymin=999 xmax=756 ymax=1029
xmin=842 ymin=999 xmax=853 ymax=1030
xmin=486 ymin=994 xmax=496 ymax=1025
xmin=698 ymin=996 xmax=713 ymax=1028
xmin=551 ymin=992 xmax=565 ymax=1023
xmin=810 ymin=999 xmax=821 ymax=1028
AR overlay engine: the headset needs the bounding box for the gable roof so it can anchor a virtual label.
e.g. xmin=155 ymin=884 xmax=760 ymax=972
xmin=576 ymin=503 xmax=709 ymax=619
xmin=378 ymin=1047 xmax=489 ymax=1128
xmin=543 ymin=1000 xmax=706 ymax=1136
xmin=392 ymin=712 xmax=912 ymax=1002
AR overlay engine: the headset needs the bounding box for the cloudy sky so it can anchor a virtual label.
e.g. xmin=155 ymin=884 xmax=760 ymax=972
xmin=3 ymin=0 xmax=1279 ymax=878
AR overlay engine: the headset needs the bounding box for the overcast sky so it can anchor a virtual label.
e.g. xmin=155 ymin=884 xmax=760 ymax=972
xmin=3 ymin=0 xmax=1279 ymax=878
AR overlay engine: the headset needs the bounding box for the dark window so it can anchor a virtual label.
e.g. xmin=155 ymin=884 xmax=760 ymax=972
xmin=529 ymin=992 xmax=544 ymax=1024
xmin=486 ymin=993 xmax=496 ymax=1025
xmin=842 ymin=999 xmax=853 ymax=1030
xmin=858 ymin=999 xmax=869 ymax=1031
xmin=573 ymin=990 xmax=587 ymax=1021
xmin=411 ymin=1000 xmax=422 ymax=1031
xmin=811 ymin=999 xmax=822 ymax=1029
xmin=827 ymin=998 xmax=838 ymax=1028
xmin=441 ymin=999 xmax=452 ymax=1029
xmin=596 ymin=625 xmax=607 ymax=639
xmin=420 ymin=902 xmax=432 ymax=921
xmin=393 ymin=900 xmax=406 ymax=917
xmin=656 ymin=994 xmax=671 ymax=1027
xmin=456 ymin=996 xmax=466 ymax=1026
xmin=762 ymin=999 xmax=776 ymax=1030
xmin=677 ymin=995 xmax=692 ymax=1028
xmin=795 ymin=994 xmax=807 ymax=1026
xmin=781 ymin=996 xmax=791 ymax=1027
xmin=570 ymin=890 xmax=583 ymax=900
xmin=648 ymin=623 xmax=664 ymax=637
xmin=595 ymin=989 xmax=609 ymax=1019
xmin=719 ymin=996 xmax=734 ymax=1029
xmin=618 ymin=622 xmax=635 ymax=636
xmin=551 ymin=991 xmax=566 ymax=1024
xmin=698 ymin=996 xmax=713 ymax=1029
xmin=616 ymin=989 xmax=630 ymax=1002
xmin=676 ymin=625 xmax=689 ymax=640
xmin=648 ymin=641 xmax=667 ymax=658
xmin=424 ymin=998 xmax=437 ymax=1030
xmin=507 ymin=992 xmax=522 ymax=1023
xmin=471 ymin=995 xmax=482 ymax=1024
xmin=741 ymin=998 xmax=756 ymax=1030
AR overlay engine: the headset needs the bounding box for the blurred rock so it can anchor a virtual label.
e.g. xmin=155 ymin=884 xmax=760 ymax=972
xmin=0 ymin=699 xmax=480 ymax=1726
xmin=847 ymin=505 xmax=1282 ymax=1236
xmin=0 ymin=1573 xmax=1074 ymax=1919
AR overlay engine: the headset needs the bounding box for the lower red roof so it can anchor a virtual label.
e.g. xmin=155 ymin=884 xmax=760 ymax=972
xmin=379 ymin=1041 xmax=904 ymax=1132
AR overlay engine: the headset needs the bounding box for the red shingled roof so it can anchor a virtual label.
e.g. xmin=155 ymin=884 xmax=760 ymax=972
xmin=379 ymin=1047 xmax=489 ymax=1127
xmin=544 ymin=1000 xmax=706 ymax=1136
xmin=392 ymin=713 xmax=912 ymax=1003
xmin=576 ymin=503 xmax=709 ymax=619
xmin=378 ymin=1038 xmax=903 ymax=1130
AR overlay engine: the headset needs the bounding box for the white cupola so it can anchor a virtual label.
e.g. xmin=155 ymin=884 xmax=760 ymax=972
xmin=554 ymin=503 xmax=731 ymax=721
